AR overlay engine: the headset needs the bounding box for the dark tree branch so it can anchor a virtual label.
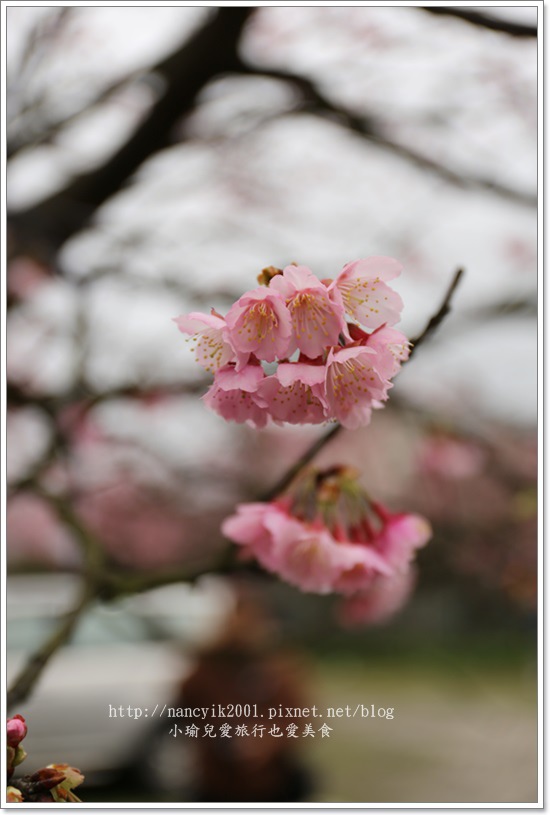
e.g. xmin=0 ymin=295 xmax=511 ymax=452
xmin=8 ymin=70 xmax=150 ymax=160
xmin=420 ymin=7 xmax=537 ymax=38
xmin=8 ymin=8 xmax=255 ymax=259
xmin=409 ymin=268 xmax=465 ymax=357
xmin=236 ymin=63 xmax=536 ymax=209
xmin=262 ymin=424 xmax=343 ymax=501
xmin=7 ymin=580 xmax=95 ymax=711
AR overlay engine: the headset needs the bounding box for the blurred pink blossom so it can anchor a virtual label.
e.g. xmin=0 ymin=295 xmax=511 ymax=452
xmin=77 ymin=481 xmax=189 ymax=568
xmin=417 ymin=435 xmax=485 ymax=479
xmin=222 ymin=467 xmax=431 ymax=609
xmin=7 ymin=493 xmax=80 ymax=567
xmin=222 ymin=501 xmax=391 ymax=595
xmin=338 ymin=570 xmax=416 ymax=627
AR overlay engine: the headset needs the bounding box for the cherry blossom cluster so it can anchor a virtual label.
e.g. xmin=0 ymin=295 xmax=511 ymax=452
xmin=174 ymin=257 xmax=409 ymax=429
xmin=7 ymin=715 xmax=84 ymax=803
xmin=222 ymin=467 xmax=431 ymax=625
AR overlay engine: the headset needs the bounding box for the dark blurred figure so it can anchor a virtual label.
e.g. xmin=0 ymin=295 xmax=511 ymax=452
xmin=177 ymin=578 xmax=314 ymax=803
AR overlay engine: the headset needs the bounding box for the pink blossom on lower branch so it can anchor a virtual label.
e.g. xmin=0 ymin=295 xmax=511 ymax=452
xmin=222 ymin=467 xmax=431 ymax=616
xmin=222 ymin=500 xmax=391 ymax=594
xmin=338 ymin=570 xmax=417 ymax=627
xmin=371 ymin=503 xmax=432 ymax=572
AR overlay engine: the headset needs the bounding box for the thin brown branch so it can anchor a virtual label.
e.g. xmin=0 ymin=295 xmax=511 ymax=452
xmin=7 ymin=488 xmax=109 ymax=708
xmin=408 ymin=268 xmax=465 ymax=358
xmin=420 ymin=7 xmax=537 ymax=38
xmin=262 ymin=423 xmax=343 ymax=502
xmin=236 ymin=64 xmax=536 ymax=209
xmin=7 ymin=579 xmax=95 ymax=711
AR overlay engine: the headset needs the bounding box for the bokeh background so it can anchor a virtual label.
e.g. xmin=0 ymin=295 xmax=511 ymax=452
xmin=6 ymin=4 xmax=538 ymax=805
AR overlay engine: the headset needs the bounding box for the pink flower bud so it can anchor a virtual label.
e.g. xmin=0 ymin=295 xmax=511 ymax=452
xmin=7 ymin=715 xmax=27 ymax=748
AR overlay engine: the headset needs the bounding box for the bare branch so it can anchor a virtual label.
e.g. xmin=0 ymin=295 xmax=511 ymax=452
xmin=262 ymin=424 xmax=343 ymax=501
xmin=9 ymin=8 xmax=256 ymax=259
xmin=409 ymin=268 xmax=465 ymax=357
xmin=420 ymin=7 xmax=537 ymax=38
xmin=7 ymin=579 xmax=95 ymax=711
xmin=236 ymin=64 xmax=536 ymax=209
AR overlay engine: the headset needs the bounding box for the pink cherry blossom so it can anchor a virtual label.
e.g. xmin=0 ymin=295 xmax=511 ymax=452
xmin=270 ymin=265 xmax=345 ymax=358
xmin=256 ymin=361 xmax=328 ymax=425
xmin=349 ymin=323 xmax=410 ymax=378
xmin=324 ymin=345 xmax=389 ymax=429
xmin=173 ymin=310 xmax=237 ymax=373
xmin=225 ymin=287 xmax=292 ymax=363
xmin=203 ymin=363 xmax=268 ymax=428
xmin=338 ymin=570 xmax=416 ymax=627
xmin=330 ymin=256 xmax=404 ymax=329
xmin=417 ymin=435 xmax=485 ymax=479
xmin=222 ymin=501 xmax=392 ymax=595
xmin=371 ymin=504 xmax=432 ymax=571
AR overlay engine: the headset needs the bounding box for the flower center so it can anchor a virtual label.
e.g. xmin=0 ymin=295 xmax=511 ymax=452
xmin=242 ymin=302 xmax=278 ymax=342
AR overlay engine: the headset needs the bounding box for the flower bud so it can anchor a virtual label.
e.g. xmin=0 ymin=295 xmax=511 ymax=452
xmin=7 ymin=715 xmax=27 ymax=748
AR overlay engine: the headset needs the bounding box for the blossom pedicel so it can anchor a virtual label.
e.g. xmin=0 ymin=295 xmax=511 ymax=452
xmin=222 ymin=467 xmax=431 ymax=624
xmin=174 ymin=258 xmax=409 ymax=428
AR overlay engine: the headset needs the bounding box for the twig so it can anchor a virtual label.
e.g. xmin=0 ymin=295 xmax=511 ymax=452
xmin=262 ymin=424 xmax=343 ymax=502
xmin=7 ymin=489 xmax=108 ymax=709
xmin=420 ymin=7 xmax=537 ymax=38
xmin=236 ymin=64 xmax=536 ymax=209
xmin=408 ymin=268 xmax=464 ymax=359
xmin=7 ymin=580 xmax=95 ymax=711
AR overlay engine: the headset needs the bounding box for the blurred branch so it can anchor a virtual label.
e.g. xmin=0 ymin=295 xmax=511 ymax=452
xmin=7 ymin=487 xmax=109 ymax=709
xmin=8 ymin=71 xmax=150 ymax=160
xmin=420 ymin=7 xmax=537 ymax=38
xmin=7 ymin=579 xmax=95 ymax=711
xmin=236 ymin=63 xmax=536 ymax=209
xmin=262 ymin=424 xmax=343 ymax=501
xmin=8 ymin=8 xmax=256 ymax=260
xmin=409 ymin=268 xmax=464 ymax=358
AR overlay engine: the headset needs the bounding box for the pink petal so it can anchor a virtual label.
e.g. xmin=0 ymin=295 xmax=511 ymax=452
xmin=214 ymin=364 xmax=264 ymax=393
xmin=339 ymin=256 xmax=403 ymax=284
xmin=338 ymin=570 xmax=416 ymax=627
xmin=276 ymin=361 xmax=326 ymax=388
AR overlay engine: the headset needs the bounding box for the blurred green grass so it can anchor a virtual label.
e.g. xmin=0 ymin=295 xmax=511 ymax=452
xmin=307 ymin=651 xmax=537 ymax=804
